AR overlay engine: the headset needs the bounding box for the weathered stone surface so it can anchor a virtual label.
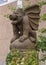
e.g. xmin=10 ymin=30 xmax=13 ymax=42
xmin=0 ymin=0 xmax=46 ymax=65
xmin=10 ymin=38 xmax=36 ymax=51
xmin=0 ymin=61 xmax=6 ymax=65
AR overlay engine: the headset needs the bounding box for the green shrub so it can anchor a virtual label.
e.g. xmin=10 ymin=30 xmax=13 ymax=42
xmin=37 ymin=28 xmax=46 ymax=51
xmin=39 ymin=28 xmax=46 ymax=33
xmin=37 ymin=35 xmax=46 ymax=51
xmin=6 ymin=49 xmax=38 ymax=65
xmin=38 ymin=1 xmax=46 ymax=7
xmin=41 ymin=14 xmax=46 ymax=21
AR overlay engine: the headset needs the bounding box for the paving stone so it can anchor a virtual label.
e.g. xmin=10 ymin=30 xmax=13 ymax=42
xmin=0 ymin=61 xmax=6 ymax=65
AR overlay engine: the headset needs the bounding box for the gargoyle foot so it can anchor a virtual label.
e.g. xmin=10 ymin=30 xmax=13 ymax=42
xmin=19 ymin=35 xmax=28 ymax=42
xmin=10 ymin=36 xmax=18 ymax=43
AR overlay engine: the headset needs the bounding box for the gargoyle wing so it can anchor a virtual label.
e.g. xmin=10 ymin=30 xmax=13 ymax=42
xmin=24 ymin=4 xmax=40 ymax=30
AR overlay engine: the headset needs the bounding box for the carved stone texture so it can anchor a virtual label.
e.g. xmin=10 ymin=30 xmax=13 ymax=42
xmin=9 ymin=4 xmax=40 ymax=50
xmin=10 ymin=38 xmax=36 ymax=51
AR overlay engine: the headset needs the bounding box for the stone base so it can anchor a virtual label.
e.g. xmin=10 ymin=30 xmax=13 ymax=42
xmin=10 ymin=38 xmax=36 ymax=51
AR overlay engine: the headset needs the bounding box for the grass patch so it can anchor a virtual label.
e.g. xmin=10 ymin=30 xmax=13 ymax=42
xmin=37 ymin=35 xmax=46 ymax=51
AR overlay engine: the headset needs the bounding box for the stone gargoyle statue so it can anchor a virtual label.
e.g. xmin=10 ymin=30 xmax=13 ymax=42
xmin=9 ymin=4 xmax=40 ymax=51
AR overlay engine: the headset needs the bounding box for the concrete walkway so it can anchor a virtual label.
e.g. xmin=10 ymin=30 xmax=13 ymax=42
xmin=0 ymin=61 xmax=6 ymax=65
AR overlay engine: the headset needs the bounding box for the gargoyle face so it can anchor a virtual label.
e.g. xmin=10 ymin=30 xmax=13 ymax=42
xmin=15 ymin=9 xmax=25 ymax=22
xmin=9 ymin=12 xmax=17 ymax=21
xmin=9 ymin=8 xmax=25 ymax=21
